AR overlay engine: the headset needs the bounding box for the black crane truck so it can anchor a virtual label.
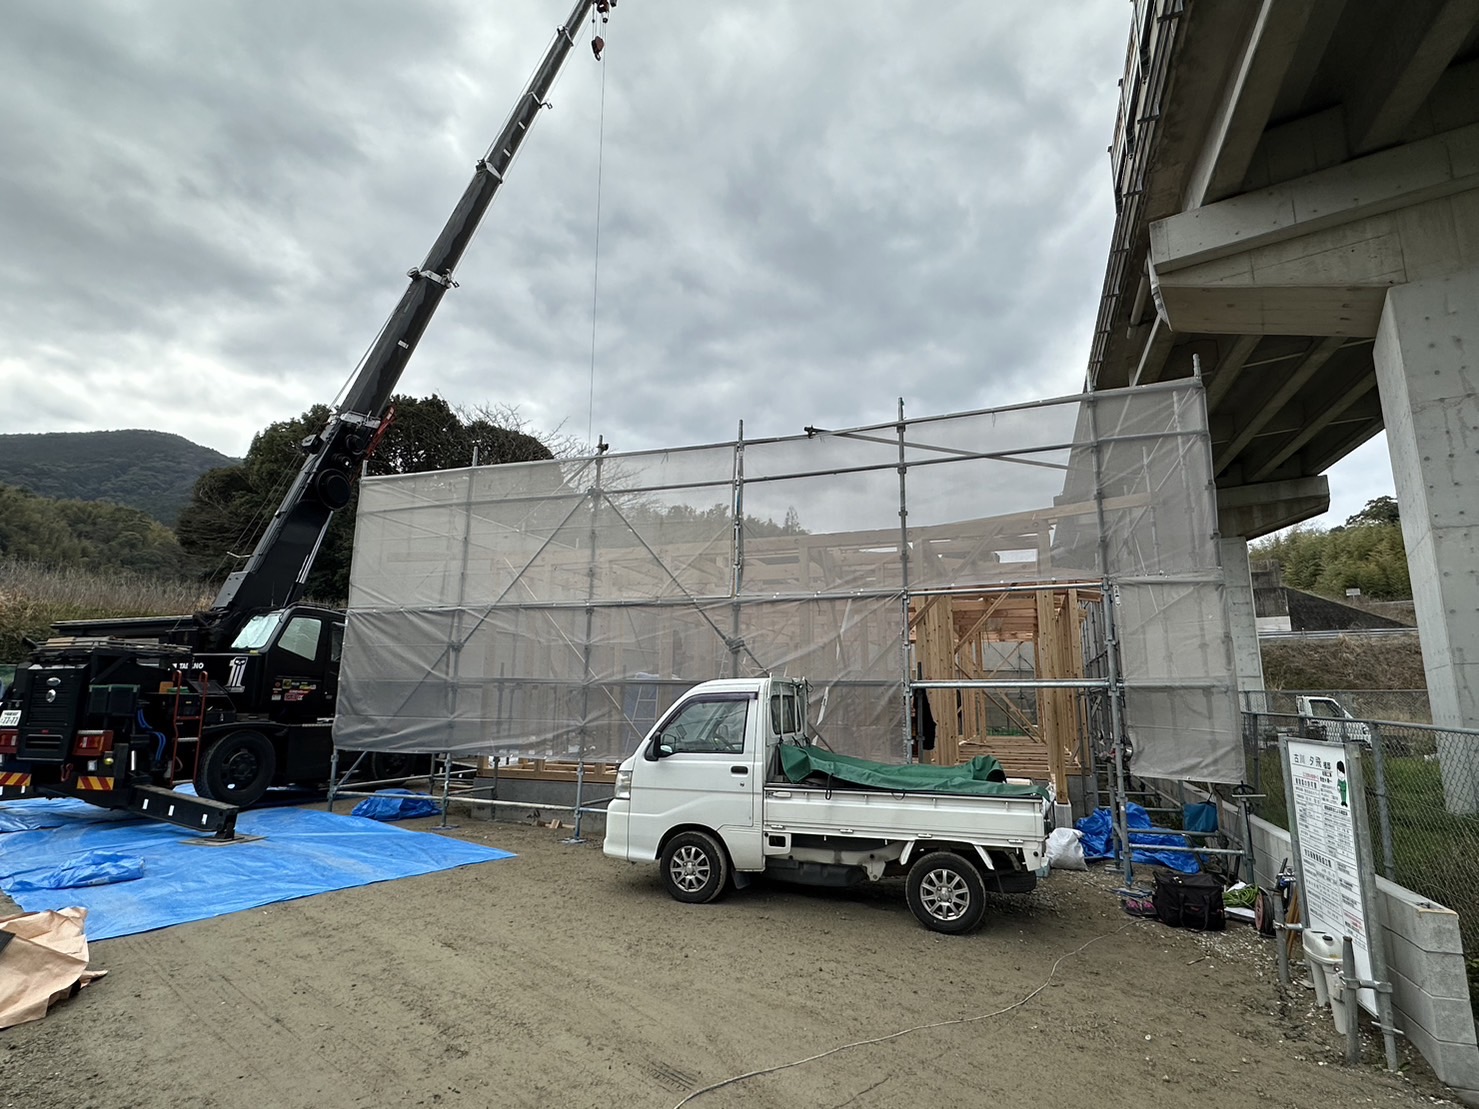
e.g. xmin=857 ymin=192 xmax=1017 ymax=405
xmin=0 ymin=0 xmax=612 ymax=838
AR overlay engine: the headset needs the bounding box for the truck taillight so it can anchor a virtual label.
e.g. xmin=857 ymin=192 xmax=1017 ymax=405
xmin=73 ymin=730 xmax=113 ymax=756
xmin=0 ymin=730 xmax=17 ymax=755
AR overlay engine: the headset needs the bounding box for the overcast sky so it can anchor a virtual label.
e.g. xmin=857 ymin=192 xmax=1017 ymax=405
xmin=0 ymin=0 xmax=1391 ymax=527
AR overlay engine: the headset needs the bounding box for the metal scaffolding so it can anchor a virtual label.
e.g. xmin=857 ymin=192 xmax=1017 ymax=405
xmin=333 ymin=379 xmax=1242 ymax=792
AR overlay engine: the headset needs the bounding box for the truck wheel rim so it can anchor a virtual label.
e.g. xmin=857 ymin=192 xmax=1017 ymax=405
xmin=222 ymin=749 xmax=260 ymax=790
xmin=670 ymin=845 xmax=710 ymax=891
xmin=920 ymin=869 xmax=970 ymax=920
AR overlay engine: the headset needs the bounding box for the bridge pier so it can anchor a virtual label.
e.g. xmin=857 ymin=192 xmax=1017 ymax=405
xmin=1375 ymin=268 xmax=1479 ymax=809
xmin=1148 ymin=122 xmax=1479 ymax=787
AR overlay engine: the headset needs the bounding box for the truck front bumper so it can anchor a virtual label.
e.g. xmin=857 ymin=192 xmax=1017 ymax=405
xmin=602 ymin=801 xmax=630 ymax=861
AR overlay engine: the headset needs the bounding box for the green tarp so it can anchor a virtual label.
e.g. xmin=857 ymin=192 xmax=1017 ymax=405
xmin=777 ymin=744 xmax=1048 ymax=799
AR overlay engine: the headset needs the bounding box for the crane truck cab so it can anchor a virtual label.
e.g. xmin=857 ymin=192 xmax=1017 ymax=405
xmin=0 ymin=602 xmax=358 ymax=828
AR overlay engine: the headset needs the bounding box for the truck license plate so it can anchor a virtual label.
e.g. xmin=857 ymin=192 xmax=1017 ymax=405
xmin=0 ymin=710 xmax=20 ymax=727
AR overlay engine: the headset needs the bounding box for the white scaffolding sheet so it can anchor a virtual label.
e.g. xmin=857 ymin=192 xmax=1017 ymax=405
xmin=335 ymin=380 xmax=1243 ymax=782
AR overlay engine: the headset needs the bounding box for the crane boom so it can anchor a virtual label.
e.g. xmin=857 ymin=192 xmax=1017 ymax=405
xmin=208 ymin=0 xmax=601 ymax=631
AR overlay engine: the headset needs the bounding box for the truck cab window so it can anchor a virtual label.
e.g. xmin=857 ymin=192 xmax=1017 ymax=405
xmin=770 ymin=690 xmax=802 ymax=737
xmin=277 ymin=617 xmax=323 ymax=663
xmin=230 ymin=611 xmax=284 ymax=651
xmin=659 ymin=697 xmax=749 ymax=755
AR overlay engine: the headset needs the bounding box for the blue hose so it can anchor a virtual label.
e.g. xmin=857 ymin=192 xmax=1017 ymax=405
xmin=136 ymin=708 xmax=168 ymax=765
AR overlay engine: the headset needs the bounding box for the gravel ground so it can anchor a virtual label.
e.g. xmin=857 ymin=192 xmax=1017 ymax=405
xmin=0 ymin=812 xmax=1461 ymax=1109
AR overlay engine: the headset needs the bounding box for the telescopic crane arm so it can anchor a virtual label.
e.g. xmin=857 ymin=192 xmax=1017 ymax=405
xmin=206 ymin=0 xmax=605 ymax=637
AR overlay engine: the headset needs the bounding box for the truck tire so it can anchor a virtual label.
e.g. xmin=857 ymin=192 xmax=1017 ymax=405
xmin=906 ymin=851 xmax=987 ymax=934
xmin=660 ymin=830 xmax=729 ymax=904
xmin=364 ymin=751 xmax=423 ymax=783
xmin=196 ymin=730 xmax=276 ymax=807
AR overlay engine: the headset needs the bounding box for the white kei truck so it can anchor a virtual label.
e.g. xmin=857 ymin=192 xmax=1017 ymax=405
xmin=1296 ymin=695 xmax=1374 ymax=745
xmin=603 ymin=677 xmax=1053 ymax=933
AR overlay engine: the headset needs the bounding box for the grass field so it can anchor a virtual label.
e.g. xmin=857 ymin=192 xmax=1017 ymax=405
xmin=0 ymin=560 xmax=212 ymax=663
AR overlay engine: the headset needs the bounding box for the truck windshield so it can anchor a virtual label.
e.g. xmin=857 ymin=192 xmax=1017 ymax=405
xmin=230 ymin=611 xmax=286 ymax=650
xmin=1309 ymin=700 xmax=1342 ymax=719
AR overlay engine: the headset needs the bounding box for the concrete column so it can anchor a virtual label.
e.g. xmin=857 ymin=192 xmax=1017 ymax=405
xmin=1219 ymin=536 xmax=1266 ymax=710
xmin=1374 ymin=267 xmax=1479 ymax=809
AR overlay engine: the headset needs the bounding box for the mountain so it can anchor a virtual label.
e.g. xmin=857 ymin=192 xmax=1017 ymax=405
xmin=0 ymin=430 xmax=238 ymax=526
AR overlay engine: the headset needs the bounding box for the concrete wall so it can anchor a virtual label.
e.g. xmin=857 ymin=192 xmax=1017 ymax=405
xmin=1238 ymin=809 xmax=1479 ymax=1103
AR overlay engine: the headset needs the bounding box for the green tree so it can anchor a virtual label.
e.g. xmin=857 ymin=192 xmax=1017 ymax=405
xmin=1346 ymin=495 xmax=1400 ymax=528
xmin=176 ymin=395 xmax=553 ymax=604
xmin=1253 ymin=509 xmax=1411 ymax=602
xmin=0 ymin=482 xmax=186 ymax=574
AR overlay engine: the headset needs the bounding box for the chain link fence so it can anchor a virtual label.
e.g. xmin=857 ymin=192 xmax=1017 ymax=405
xmin=1243 ymin=707 xmax=1479 ymax=978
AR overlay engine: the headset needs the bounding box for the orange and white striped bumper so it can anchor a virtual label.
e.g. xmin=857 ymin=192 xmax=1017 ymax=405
xmin=0 ymin=771 xmax=32 ymax=788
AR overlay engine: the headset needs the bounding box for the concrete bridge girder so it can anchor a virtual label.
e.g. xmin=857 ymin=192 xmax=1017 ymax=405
xmin=1149 ymin=121 xmax=1479 ymax=337
xmin=1144 ymin=120 xmax=1479 ymax=737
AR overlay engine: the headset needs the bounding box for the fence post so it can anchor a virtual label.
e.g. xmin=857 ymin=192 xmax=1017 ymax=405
xmin=1244 ymin=709 xmax=1261 ymax=798
xmin=1366 ymin=721 xmax=1398 ymax=877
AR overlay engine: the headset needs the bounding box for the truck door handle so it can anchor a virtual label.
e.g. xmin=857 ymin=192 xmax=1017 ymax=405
xmin=731 ymin=765 xmax=748 ymax=775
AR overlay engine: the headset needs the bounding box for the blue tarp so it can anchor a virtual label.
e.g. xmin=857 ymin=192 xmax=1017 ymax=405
xmin=1075 ymin=803 xmax=1200 ymax=873
xmin=0 ymin=798 xmax=514 ymax=940
xmin=352 ymin=789 xmax=442 ymax=821
xmin=7 ymin=849 xmax=145 ymax=892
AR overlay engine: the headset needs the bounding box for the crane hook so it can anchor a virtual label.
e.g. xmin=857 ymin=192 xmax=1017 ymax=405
xmin=591 ymin=34 xmax=605 ymax=59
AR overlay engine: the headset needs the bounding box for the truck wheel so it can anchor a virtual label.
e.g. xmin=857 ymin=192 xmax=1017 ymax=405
xmin=359 ymin=751 xmax=422 ymax=783
xmin=660 ymin=830 xmax=729 ymax=904
xmin=196 ymin=730 xmax=275 ymax=807
xmin=906 ymin=851 xmax=987 ymax=934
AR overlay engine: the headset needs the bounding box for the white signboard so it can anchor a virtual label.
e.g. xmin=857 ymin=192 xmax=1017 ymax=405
xmin=1286 ymin=739 xmax=1376 ymax=1014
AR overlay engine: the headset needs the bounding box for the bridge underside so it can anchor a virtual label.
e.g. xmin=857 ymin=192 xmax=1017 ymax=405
xmin=1094 ymin=1 xmax=1479 ymax=535
xmin=1091 ymin=1 xmax=1479 ymax=735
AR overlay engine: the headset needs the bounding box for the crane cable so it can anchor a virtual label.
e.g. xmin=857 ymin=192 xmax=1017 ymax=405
xmin=586 ymin=6 xmax=611 ymax=450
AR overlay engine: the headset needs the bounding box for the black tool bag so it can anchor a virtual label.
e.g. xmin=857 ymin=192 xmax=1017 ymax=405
xmin=1152 ymin=871 xmax=1226 ymax=931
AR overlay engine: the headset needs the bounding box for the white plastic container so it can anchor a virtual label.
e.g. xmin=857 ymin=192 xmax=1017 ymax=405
xmin=1303 ymin=931 xmax=1351 ymax=1033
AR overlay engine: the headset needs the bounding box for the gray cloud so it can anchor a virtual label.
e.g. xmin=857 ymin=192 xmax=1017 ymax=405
xmin=4 ymin=1 xmax=1145 ymax=470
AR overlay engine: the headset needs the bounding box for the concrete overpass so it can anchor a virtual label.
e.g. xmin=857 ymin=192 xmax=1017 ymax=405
xmin=1090 ymin=0 xmax=1479 ymax=736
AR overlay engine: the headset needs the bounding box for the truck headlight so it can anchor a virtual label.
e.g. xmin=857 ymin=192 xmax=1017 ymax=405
xmin=614 ymin=769 xmax=632 ymax=800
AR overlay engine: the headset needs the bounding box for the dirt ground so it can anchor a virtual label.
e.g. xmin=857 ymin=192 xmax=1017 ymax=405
xmin=0 ymin=811 xmax=1461 ymax=1109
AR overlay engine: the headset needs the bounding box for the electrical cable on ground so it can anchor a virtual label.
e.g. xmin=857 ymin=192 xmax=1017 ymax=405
xmin=672 ymin=921 xmax=1135 ymax=1108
